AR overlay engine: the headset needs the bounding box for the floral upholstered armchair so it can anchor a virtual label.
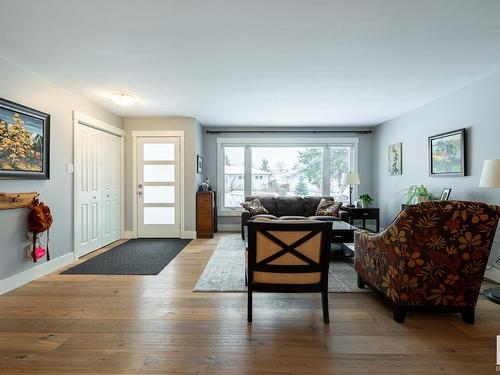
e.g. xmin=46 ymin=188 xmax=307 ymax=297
xmin=355 ymin=201 xmax=500 ymax=324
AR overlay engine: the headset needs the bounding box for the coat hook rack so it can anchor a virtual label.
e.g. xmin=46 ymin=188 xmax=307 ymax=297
xmin=0 ymin=192 xmax=39 ymax=210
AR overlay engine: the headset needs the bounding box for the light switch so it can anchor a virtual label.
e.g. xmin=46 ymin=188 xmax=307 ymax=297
xmin=66 ymin=163 xmax=74 ymax=174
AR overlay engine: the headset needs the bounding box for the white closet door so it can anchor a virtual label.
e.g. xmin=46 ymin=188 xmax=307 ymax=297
xmin=75 ymin=124 xmax=102 ymax=256
xmin=75 ymin=124 xmax=121 ymax=257
xmin=101 ymin=132 xmax=121 ymax=245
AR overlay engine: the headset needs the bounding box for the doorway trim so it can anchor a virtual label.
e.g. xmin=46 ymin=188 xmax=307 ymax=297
xmin=131 ymin=130 xmax=186 ymax=239
xmin=73 ymin=111 xmax=125 ymax=261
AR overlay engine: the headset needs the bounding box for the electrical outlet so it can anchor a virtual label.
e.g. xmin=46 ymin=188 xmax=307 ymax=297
xmin=66 ymin=164 xmax=74 ymax=174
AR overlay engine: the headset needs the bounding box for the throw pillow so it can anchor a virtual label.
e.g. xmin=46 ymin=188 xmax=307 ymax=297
xmin=315 ymin=198 xmax=342 ymax=217
xmin=241 ymin=199 xmax=269 ymax=216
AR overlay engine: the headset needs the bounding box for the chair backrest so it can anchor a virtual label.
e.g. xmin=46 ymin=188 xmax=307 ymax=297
xmin=390 ymin=200 xmax=500 ymax=305
xmin=247 ymin=220 xmax=331 ymax=289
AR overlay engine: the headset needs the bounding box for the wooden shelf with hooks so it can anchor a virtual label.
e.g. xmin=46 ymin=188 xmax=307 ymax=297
xmin=0 ymin=192 xmax=39 ymax=210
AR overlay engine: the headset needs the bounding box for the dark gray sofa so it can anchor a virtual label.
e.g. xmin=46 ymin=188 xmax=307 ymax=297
xmin=241 ymin=195 xmax=348 ymax=239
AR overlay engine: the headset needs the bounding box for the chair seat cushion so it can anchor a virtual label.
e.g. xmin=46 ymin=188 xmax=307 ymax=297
xmin=308 ymin=215 xmax=342 ymax=221
xmin=278 ymin=216 xmax=307 ymax=220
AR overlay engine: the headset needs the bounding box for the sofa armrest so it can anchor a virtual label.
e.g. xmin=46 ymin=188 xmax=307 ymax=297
xmin=241 ymin=210 xmax=251 ymax=239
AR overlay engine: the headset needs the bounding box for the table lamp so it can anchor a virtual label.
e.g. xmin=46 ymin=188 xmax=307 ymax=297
xmin=341 ymin=172 xmax=360 ymax=207
xmin=479 ymin=159 xmax=500 ymax=304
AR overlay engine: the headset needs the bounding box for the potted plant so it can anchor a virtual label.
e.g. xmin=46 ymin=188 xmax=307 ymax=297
xmin=404 ymin=185 xmax=436 ymax=205
xmin=358 ymin=193 xmax=375 ymax=208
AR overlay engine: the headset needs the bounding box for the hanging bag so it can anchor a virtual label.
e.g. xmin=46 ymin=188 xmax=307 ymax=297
xmin=27 ymin=199 xmax=53 ymax=262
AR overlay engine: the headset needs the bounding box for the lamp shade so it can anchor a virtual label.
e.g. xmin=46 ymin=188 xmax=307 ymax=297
xmin=341 ymin=172 xmax=360 ymax=185
xmin=479 ymin=159 xmax=500 ymax=188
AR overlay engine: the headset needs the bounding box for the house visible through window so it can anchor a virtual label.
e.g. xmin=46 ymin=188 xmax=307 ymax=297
xmin=219 ymin=138 xmax=358 ymax=211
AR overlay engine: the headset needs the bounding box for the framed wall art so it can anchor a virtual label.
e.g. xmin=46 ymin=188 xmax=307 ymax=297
xmin=428 ymin=128 xmax=466 ymax=177
xmin=0 ymin=98 xmax=50 ymax=179
xmin=197 ymin=154 xmax=203 ymax=174
xmin=388 ymin=142 xmax=402 ymax=175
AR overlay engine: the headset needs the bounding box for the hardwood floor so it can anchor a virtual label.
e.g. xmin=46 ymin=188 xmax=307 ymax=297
xmin=0 ymin=234 xmax=499 ymax=374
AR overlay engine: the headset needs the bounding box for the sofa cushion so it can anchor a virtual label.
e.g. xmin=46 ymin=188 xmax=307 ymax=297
xmin=241 ymin=199 xmax=268 ymax=216
xmin=276 ymin=196 xmax=304 ymax=216
xmin=315 ymin=198 xmax=343 ymax=217
xmin=250 ymin=214 xmax=278 ymax=221
xmin=278 ymin=215 xmax=307 ymax=220
xmin=246 ymin=196 xmax=277 ymax=215
xmin=304 ymin=196 xmax=330 ymax=217
xmin=308 ymin=215 xmax=341 ymax=222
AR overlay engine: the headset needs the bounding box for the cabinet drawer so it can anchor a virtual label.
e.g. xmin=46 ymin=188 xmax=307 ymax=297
xmin=349 ymin=211 xmax=377 ymax=219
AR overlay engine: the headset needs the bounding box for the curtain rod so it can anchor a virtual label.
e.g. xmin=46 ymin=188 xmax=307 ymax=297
xmin=206 ymin=130 xmax=372 ymax=134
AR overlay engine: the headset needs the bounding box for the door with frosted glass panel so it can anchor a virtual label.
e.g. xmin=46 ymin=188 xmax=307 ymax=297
xmin=137 ymin=137 xmax=180 ymax=237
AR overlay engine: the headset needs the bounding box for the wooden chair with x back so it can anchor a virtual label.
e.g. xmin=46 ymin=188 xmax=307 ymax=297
xmin=247 ymin=220 xmax=332 ymax=323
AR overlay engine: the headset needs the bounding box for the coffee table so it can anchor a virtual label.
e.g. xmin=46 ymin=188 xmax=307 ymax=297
xmin=331 ymin=221 xmax=357 ymax=257
xmin=331 ymin=221 xmax=357 ymax=243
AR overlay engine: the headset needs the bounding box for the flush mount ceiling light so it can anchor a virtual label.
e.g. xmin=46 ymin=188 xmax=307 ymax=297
xmin=110 ymin=92 xmax=139 ymax=107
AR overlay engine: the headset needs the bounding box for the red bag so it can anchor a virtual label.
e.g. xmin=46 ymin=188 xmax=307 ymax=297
xmin=27 ymin=199 xmax=53 ymax=262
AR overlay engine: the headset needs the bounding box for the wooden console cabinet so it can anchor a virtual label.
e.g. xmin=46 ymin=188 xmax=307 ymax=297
xmin=196 ymin=191 xmax=217 ymax=238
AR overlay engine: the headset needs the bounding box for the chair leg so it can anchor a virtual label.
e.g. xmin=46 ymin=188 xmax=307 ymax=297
xmin=247 ymin=289 xmax=252 ymax=323
xmin=321 ymin=291 xmax=330 ymax=324
xmin=461 ymin=307 xmax=475 ymax=324
xmin=357 ymin=275 xmax=365 ymax=289
xmin=393 ymin=305 xmax=405 ymax=323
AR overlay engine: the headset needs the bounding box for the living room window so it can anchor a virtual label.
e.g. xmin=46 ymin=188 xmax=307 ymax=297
xmin=218 ymin=138 xmax=358 ymax=214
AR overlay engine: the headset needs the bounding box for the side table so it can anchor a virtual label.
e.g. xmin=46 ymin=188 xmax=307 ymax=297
xmin=342 ymin=207 xmax=380 ymax=233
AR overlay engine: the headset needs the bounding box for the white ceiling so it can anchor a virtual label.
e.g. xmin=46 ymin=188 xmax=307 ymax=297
xmin=1 ymin=0 xmax=500 ymax=127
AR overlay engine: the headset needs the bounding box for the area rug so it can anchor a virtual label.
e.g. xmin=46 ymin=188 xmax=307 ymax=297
xmin=193 ymin=236 xmax=371 ymax=293
xmin=62 ymin=238 xmax=191 ymax=275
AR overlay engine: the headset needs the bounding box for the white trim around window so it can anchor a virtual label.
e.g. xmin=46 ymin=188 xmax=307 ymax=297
xmin=217 ymin=137 xmax=359 ymax=216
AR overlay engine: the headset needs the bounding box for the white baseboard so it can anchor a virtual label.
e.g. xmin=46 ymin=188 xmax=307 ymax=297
xmin=122 ymin=231 xmax=136 ymax=239
xmin=0 ymin=253 xmax=74 ymax=295
xmin=218 ymin=224 xmax=240 ymax=232
xmin=485 ymin=267 xmax=500 ymax=284
xmin=181 ymin=231 xmax=196 ymax=239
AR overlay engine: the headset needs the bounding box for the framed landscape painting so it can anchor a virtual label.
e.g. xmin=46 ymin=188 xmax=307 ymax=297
xmin=0 ymin=98 xmax=50 ymax=179
xmin=388 ymin=142 xmax=402 ymax=175
xmin=428 ymin=128 xmax=465 ymax=177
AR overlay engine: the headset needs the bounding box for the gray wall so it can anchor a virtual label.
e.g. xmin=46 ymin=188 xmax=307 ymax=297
xmin=123 ymin=117 xmax=203 ymax=233
xmin=372 ymin=71 xmax=500 ymax=281
xmin=0 ymin=57 xmax=123 ymax=280
xmin=202 ymin=127 xmax=374 ymax=227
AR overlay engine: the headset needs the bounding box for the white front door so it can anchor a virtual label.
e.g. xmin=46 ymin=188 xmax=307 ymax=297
xmin=137 ymin=137 xmax=181 ymax=238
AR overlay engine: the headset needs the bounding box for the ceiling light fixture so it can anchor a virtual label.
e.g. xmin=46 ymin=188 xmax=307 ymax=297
xmin=110 ymin=92 xmax=139 ymax=107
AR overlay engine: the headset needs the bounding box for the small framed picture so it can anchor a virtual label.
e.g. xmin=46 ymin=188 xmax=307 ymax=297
xmin=197 ymin=155 xmax=203 ymax=174
xmin=388 ymin=142 xmax=402 ymax=175
xmin=440 ymin=188 xmax=452 ymax=201
xmin=428 ymin=128 xmax=466 ymax=177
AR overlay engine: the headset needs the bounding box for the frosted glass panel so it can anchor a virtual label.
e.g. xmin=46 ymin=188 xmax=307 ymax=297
xmin=144 ymin=186 xmax=175 ymax=203
xmin=143 ymin=207 xmax=175 ymax=224
xmin=144 ymin=165 xmax=175 ymax=182
xmin=144 ymin=143 xmax=175 ymax=161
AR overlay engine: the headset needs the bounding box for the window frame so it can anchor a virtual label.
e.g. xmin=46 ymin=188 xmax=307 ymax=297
xmin=217 ymin=137 xmax=359 ymax=216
